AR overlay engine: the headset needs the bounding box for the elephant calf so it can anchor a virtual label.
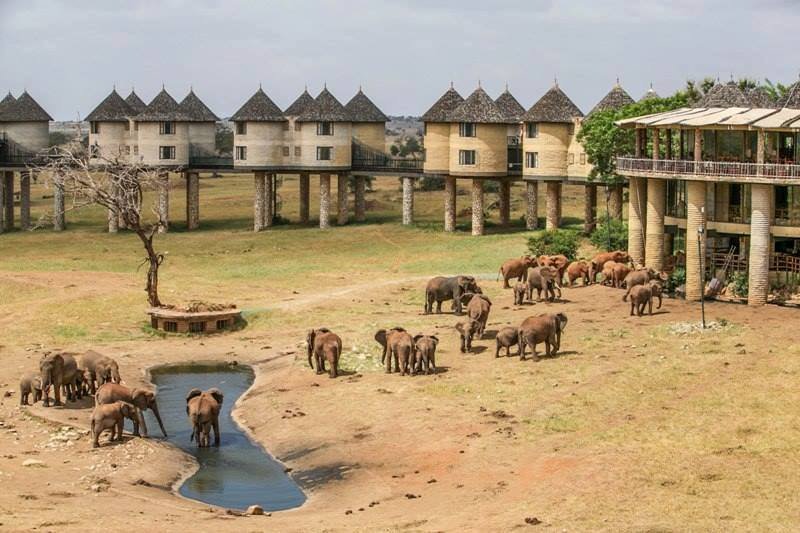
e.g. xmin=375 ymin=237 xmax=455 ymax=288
xmin=413 ymin=335 xmax=439 ymax=375
xmin=375 ymin=327 xmax=414 ymax=375
xmin=513 ymin=282 xmax=527 ymax=305
xmin=91 ymin=401 xmax=137 ymax=448
xmin=622 ymin=269 xmax=669 ymax=301
xmin=495 ymin=327 xmax=519 ymax=358
xmin=186 ymin=388 xmax=224 ymax=447
xmin=628 ymin=285 xmax=654 ymax=316
xmin=19 ymin=372 xmax=43 ymax=406
xmin=306 ymin=328 xmax=342 ymax=378
xmin=96 ymin=383 xmax=167 ymax=438
xmin=462 ymin=293 xmax=491 ymax=339
xmin=455 ymin=319 xmax=480 ymax=353
xmin=526 ymin=266 xmax=561 ymax=302
xmin=518 ymin=312 xmax=568 ymax=361
xmin=80 ymin=350 xmax=122 ymax=394
xmin=566 ymin=260 xmax=590 ymax=287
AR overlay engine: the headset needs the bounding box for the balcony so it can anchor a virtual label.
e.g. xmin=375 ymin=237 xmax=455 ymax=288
xmin=617 ymin=157 xmax=800 ymax=184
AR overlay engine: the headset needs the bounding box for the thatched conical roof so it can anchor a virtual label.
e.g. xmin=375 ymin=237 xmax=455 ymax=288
xmin=639 ymin=84 xmax=660 ymax=102
xmin=588 ymin=83 xmax=634 ymax=116
xmin=297 ymin=87 xmax=350 ymax=122
xmin=135 ymin=89 xmax=191 ymax=121
xmin=345 ymin=89 xmax=388 ymax=123
xmin=522 ymin=84 xmax=583 ymax=123
xmin=495 ymin=88 xmax=525 ymax=122
xmin=179 ymin=90 xmax=219 ymax=122
xmin=125 ymin=91 xmax=147 ymax=114
xmin=747 ymin=86 xmax=775 ymax=108
xmin=0 ymin=91 xmax=53 ymax=122
xmin=85 ymin=89 xmax=134 ymax=122
xmin=284 ymin=89 xmax=315 ymax=117
xmin=0 ymin=92 xmax=16 ymax=117
xmin=450 ymin=87 xmax=510 ymax=123
xmin=778 ymin=80 xmax=800 ymax=109
xmin=697 ymin=81 xmax=752 ymax=108
xmin=421 ymin=86 xmax=464 ymax=123
xmin=231 ymin=87 xmax=285 ymax=122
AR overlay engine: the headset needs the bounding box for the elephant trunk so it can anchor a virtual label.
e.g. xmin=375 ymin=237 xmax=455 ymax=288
xmin=151 ymin=402 xmax=168 ymax=437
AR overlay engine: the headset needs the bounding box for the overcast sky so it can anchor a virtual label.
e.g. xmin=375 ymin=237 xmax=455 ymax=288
xmin=1 ymin=0 xmax=797 ymax=120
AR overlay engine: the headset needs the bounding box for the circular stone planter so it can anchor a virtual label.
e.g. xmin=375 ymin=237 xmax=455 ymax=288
xmin=147 ymin=307 xmax=243 ymax=334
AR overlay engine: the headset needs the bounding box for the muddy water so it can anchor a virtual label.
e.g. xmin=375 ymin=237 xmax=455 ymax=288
xmin=144 ymin=364 xmax=306 ymax=511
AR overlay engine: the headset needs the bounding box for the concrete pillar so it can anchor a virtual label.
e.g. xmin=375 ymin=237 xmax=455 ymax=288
xmin=645 ymin=179 xmax=666 ymax=270
xmin=4 ymin=171 xmax=14 ymax=229
xmin=53 ymin=181 xmax=65 ymax=231
xmin=444 ymin=176 xmax=456 ymax=232
xmin=545 ymin=181 xmax=561 ymax=230
xmin=652 ymin=129 xmax=660 ymax=160
xmin=693 ymin=128 xmax=702 ymax=167
xmin=635 ymin=128 xmax=643 ymax=158
xmin=354 ymin=175 xmax=366 ymax=222
xmin=186 ymin=171 xmax=200 ymax=231
xmin=748 ymin=184 xmax=771 ymax=306
xmin=583 ymin=184 xmax=597 ymax=234
xmin=402 ymin=176 xmax=414 ymax=225
xmin=299 ymin=173 xmax=310 ymax=224
xmin=471 ymin=179 xmax=484 ymax=236
xmin=20 ymin=171 xmax=30 ymax=230
xmin=756 ymin=130 xmax=766 ymax=166
xmin=264 ymin=173 xmax=274 ymax=227
xmin=628 ymin=177 xmax=647 ymax=266
xmin=319 ymin=174 xmax=331 ymax=229
xmin=499 ymin=180 xmax=511 ymax=227
xmin=337 ymin=174 xmax=348 ymax=225
xmin=525 ymin=180 xmax=538 ymax=230
xmin=685 ymin=180 xmax=706 ymax=301
xmin=609 ymin=184 xmax=623 ymax=219
xmin=254 ymin=171 xmax=266 ymax=232
xmin=157 ymin=173 xmax=169 ymax=233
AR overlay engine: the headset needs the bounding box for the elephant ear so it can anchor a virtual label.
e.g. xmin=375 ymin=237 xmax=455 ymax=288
xmin=413 ymin=334 xmax=424 ymax=344
xmin=208 ymin=388 xmax=224 ymax=405
xmin=186 ymin=388 xmax=202 ymax=404
xmin=429 ymin=336 xmax=439 ymax=346
xmin=374 ymin=329 xmax=388 ymax=349
xmin=557 ymin=313 xmax=568 ymax=331
xmin=479 ymin=294 xmax=492 ymax=306
xmin=460 ymin=292 xmax=474 ymax=305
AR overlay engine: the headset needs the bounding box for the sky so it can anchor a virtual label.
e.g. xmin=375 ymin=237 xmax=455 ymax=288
xmin=1 ymin=0 xmax=798 ymax=120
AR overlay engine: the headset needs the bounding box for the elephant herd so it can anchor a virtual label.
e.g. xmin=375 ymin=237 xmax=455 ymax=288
xmin=18 ymin=350 xmax=223 ymax=449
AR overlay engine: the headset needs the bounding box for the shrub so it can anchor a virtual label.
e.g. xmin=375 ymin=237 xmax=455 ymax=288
xmin=730 ymin=271 xmax=748 ymax=297
xmin=418 ymin=176 xmax=445 ymax=191
xmin=526 ymin=230 xmax=579 ymax=261
xmin=483 ymin=180 xmax=500 ymax=193
xmin=665 ymin=267 xmax=685 ymax=294
xmin=590 ymin=215 xmax=628 ymax=252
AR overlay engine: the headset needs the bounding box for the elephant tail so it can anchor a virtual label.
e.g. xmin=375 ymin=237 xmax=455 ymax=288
xmin=190 ymin=412 xmax=199 ymax=443
xmin=496 ymin=267 xmax=502 ymax=281
xmin=622 ymin=291 xmax=629 ymax=302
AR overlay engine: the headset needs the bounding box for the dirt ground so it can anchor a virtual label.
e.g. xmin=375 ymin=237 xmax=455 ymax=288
xmin=1 ymin=177 xmax=799 ymax=531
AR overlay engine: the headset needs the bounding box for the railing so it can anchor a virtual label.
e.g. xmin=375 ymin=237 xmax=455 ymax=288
xmin=617 ymin=157 xmax=800 ymax=180
xmin=709 ymin=252 xmax=800 ymax=274
xmin=351 ymin=139 xmax=424 ymax=173
xmin=0 ymin=133 xmax=48 ymax=167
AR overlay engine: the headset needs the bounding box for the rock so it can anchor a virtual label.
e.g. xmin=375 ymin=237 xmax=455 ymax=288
xmin=22 ymin=459 xmax=45 ymax=468
xmin=246 ymin=505 xmax=264 ymax=515
xmin=4 ymin=390 xmax=12 ymax=398
xmin=90 ymin=483 xmax=108 ymax=493
xmin=524 ymin=516 xmax=542 ymax=525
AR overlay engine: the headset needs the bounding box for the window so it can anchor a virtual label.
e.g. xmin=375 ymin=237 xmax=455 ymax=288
xmin=458 ymin=150 xmax=476 ymax=165
xmin=124 ymin=145 xmax=131 ymax=155
xmin=283 ymin=146 xmax=290 ymax=157
xmin=567 ymin=124 xmax=575 ymax=136
xmin=580 ymin=153 xmax=586 ymax=165
xmin=316 ymin=146 xmax=333 ymax=161
xmin=216 ymin=319 xmax=230 ymax=330
xmin=163 ymin=321 xmax=178 ymax=332
xmin=282 ymin=121 xmax=289 ymax=131
xmin=526 ymin=123 xmax=538 ymax=138
xmin=459 ymin=122 xmax=477 ymax=137
xmin=235 ymin=146 xmax=247 ymax=161
xmin=295 ymin=121 xmax=301 ymax=132
xmin=526 ymin=152 xmax=539 ymax=168
xmin=568 ymin=153 xmax=575 ymax=164
xmin=159 ymin=121 xmax=175 ymax=135
xmin=159 ymin=146 xmax=176 ymax=160
xmin=236 ymin=122 xmax=247 ymax=135
xmin=133 ymin=145 xmax=139 ymax=155
xmin=189 ymin=322 xmax=205 ymax=333
xmin=90 ymin=122 xmax=99 ymax=134
xmin=294 ymin=146 xmax=301 ymax=157
xmin=124 ymin=121 xmax=130 ymax=132
xmin=317 ymin=121 xmax=334 ymax=135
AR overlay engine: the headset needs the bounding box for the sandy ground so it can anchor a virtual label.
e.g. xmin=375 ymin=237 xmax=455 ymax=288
xmin=2 ymin=273 xmax=800 ymax=532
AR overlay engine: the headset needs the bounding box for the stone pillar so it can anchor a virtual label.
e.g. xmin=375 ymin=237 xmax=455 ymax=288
xmin=254 ymin=171 xmax=266 ymax=232
xmin=4 ymin=171 xmax=14 ymax=229
xmin=337 ymin=174 xmax=348 ymax=225
xmin=354 ymin=175 xmax=366 ymax=222
xmin=627 ymin=177 xmax=647 ymax=266
xmin=157 ymin=173 xmax=169 ymax=233
xmin=609 ymin=184 xmax=623 ymax=219
xmin=402 ymin=176 xmax=414 ymax=225
xmin=471 ymin=179 xmax=484 ymax=236
xmin=748 ymin=184 xmax=771 ymax=306
xmin=499 ymin=180 xmax=511 ymax=227
xmin=685 ymin=181 xmax=706 ymax=301
xmin=186 ymin=171 xmax=200 ymax=231
xmin=299 ymin=173 xmax=310 ymax=224
xmin=545 ymin=181 xmax=561 ymax=230
xmin=20 ymin=171 xmax=30 ymax=230
xmin=652 ymin=129 xmax=660 ymax=161
xmin=525 ymin=180 xmax=538 ymax=230
xmin=583 ymin=184 xmax=597 ymax=234
xmin=756 ymin=130 xmax=766 ymax=166
xmin=264 ymin=173 xmax=274 ymax=227
xmin=645 ymin=179 xmax=666 ymax=270
xmin=319 ymin=174 xmax=331 ymax=229
xmin=444 ymin=176 xmax=456 ymax=232
xmin=53 ymin=181 xmax=65 ymax=231
xmin=694 ymin=128 xmax=702 ymax=167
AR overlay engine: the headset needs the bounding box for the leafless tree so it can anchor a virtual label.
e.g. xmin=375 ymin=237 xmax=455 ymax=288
xmin=33 ymin=141 xmax=173 ymax=308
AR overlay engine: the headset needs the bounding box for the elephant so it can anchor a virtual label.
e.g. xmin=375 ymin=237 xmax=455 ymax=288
xmin=518 ymin=312 xmax=568 ymax=361
xmin=497 ymin=256 xmax=536 ymax=288
xmin=413 ymin=335 xmax=439 ymax=375
xmin=91 ymin=400 xmax=138 ymax=448
xmin=513 ymin=282 xmax=527 ymax=305
xmin=566 ymin=260 xmax=591 ymax=287
xmin=95 ymin=383 xmax=167 ymax=438
xmin=60 ymin=353 xmax=83 ymax=402
xmin=649 ymin=280 xmax=664 ymax=309
xmin=600 ymin=261 xmax=618 ymax=286
xmin=526 ymin=266 xmax=562 ymax=302
xmin=495 ymin=327 xmax=519 ymax=358
xmin=375 ymin=327 xmax=414 ymax=375
xmin=455 ymin=318 xmax=481 ymax=353
xmin=538 ymin=254 xmax=569 ymax=284
xmin=460 ymin=292 xmax=491 ymax=338
xmin=186 ymin=388 xmax=224 ymax=447
xmin=622 ymin=269 xmax=668 ymax=301
xmin=306 ymin=328 xmax=342 ymax=378
xmin=19 ymin=372 xmax=43 ymax=406
xmin=628 ymin=284 xmax=654 ymax=316
xmin=80 ymin=351 xmax=122 ymax=394
xmin=424 ymin=275 xmax=481 ymax=315
xmin=39 ymin=353 xmax=65 ymax=407
xmin=589 ymin=251 xmax=631 ymax=284
xmin=612 ymin=263 xmax=633 ymax=289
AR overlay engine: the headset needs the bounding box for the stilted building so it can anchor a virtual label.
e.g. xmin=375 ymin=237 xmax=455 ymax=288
xmin=86 ymin=89 xmax=136 ymax=162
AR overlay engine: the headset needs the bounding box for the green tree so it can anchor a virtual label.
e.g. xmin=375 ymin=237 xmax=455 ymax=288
xmin=764 ymin=78 xmax=790 ymax=102
xmin=389 ymin=135 xmax=423 ymax=159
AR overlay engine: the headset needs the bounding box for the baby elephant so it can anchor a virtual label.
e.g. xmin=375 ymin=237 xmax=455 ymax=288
xmin=413 ymin=335 xmax=439 ymax=375
xmin=186 ymin=388 xmax=224 ymax=447
xmin=455 ymin=318 xmax=480 ymax=353
xmin=495 ymin=327 xmax=519 ymax=358
xmin=513 ymin=282 xmax=527 ymax=305
xmin=90 ymin=401 xmax=137 ymax=448
xmin=306 ymin=328 xmax=342 ymax=378
xmin=19 ymin=372 xmax=43 ymax=405
xmin=628 ymin=284 xmax=654 ymax=316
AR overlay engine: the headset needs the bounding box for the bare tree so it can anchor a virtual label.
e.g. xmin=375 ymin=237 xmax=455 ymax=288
xmin=33 ymin=142 xmax=173 ymax=308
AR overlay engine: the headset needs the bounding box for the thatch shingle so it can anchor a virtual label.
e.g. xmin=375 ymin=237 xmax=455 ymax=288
xmin=345 ymin=89 xmax=388 ymax=123
xmin=588 ymin=83 xmax=634 ymax=117
xmin=421 ymin=87 xmax=464 ymax=123
xmin=125 ymin=91 xmax=147 ymax=114
xmin=85 ymin=89 xmax=134 ymax=122
xmin=0 ymin=92 xmax=15 ymax=116
xmin=450 ymin=87 xmax=510 ymax=124
xmin=231 ymin=87 xmax=285 ymax=122
xmin=747 ymin=86 xmax=775 ymax=108
xmin=522 ymin=84 xmax=583 ymax=123
xmin=135 ymin=89 xmax=191 ymax=122
xmin=639 ymin=84 xmax=660 ymax=102
xmin=297 ymin=87 xmax=350 ymax=122
xmin=284 ymin=89 xmax=315 ymax=117
xmin=778 ymin=81 xmax=800 ymax=109
xmin=179 ymin=90 xmax=219 ymax=122
xmin=698 ymin=81 xmax=752 ymax=108
xmin=0 ymin=91 xmax=53 ymax=122
xmin=495 ymin=88 xmax=526 ymax=122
